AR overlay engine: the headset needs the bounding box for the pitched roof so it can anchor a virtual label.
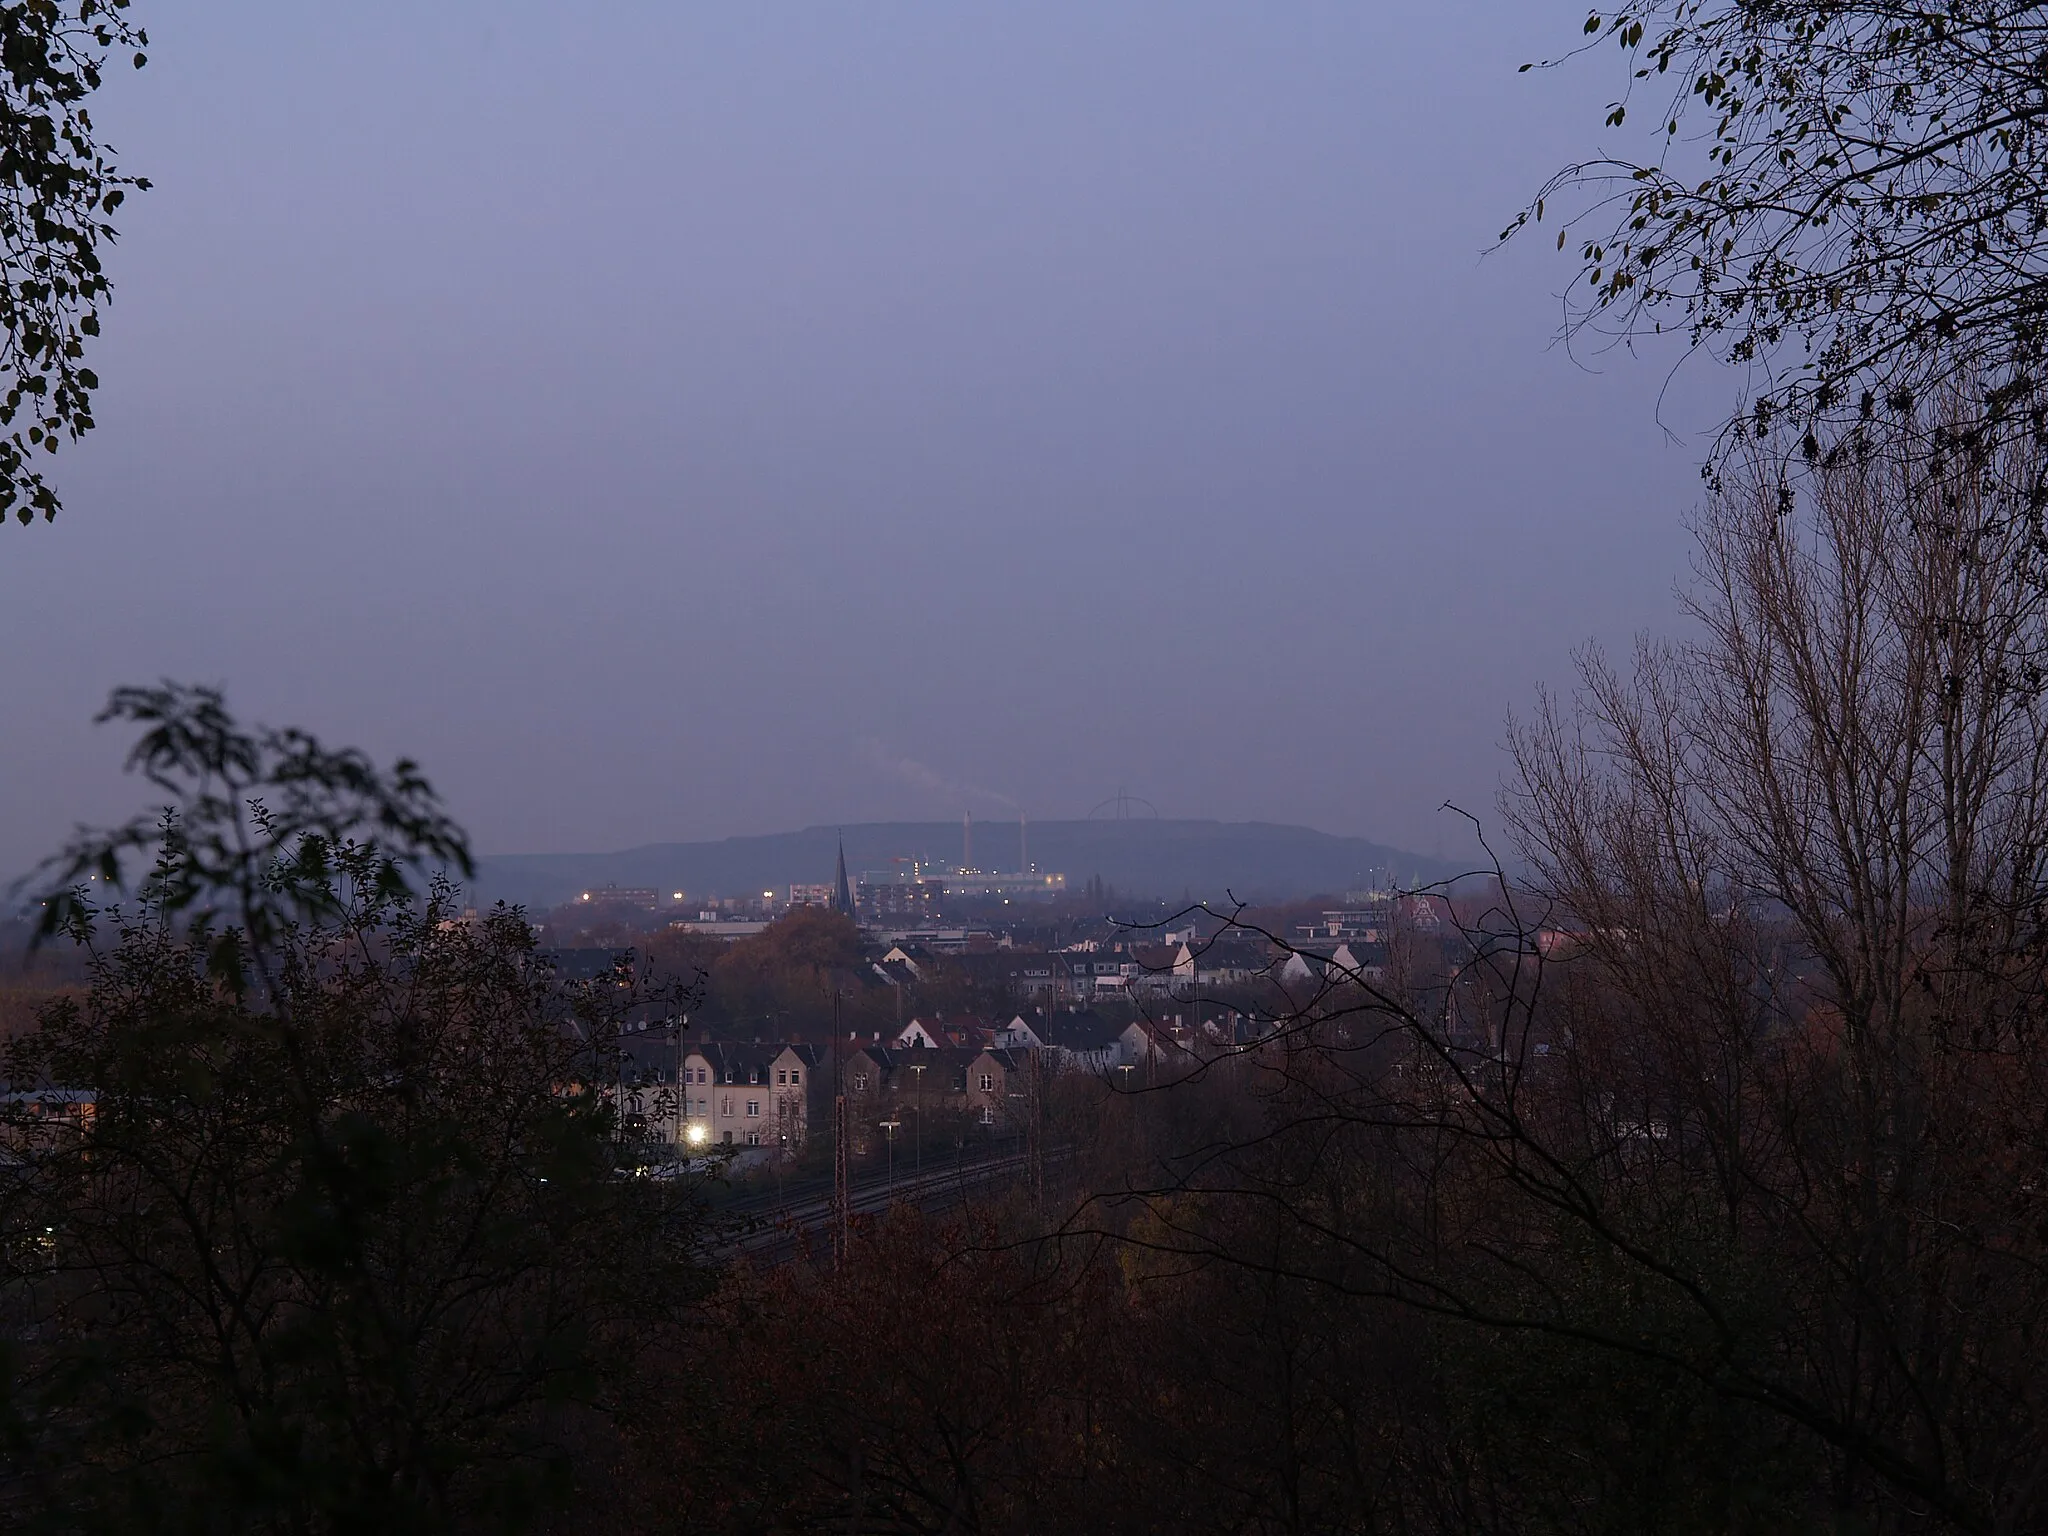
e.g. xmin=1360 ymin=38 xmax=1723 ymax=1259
xmin=1035 ymin=1011 xmax=1123 ymax=1051
xmin=899 ymin=1015 xmax=996 ymax=1050
xmin=686 ymin=1041 xmax=799 ymax=1080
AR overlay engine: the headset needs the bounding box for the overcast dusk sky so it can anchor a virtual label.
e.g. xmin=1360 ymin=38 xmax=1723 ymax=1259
xmin=0 ymin=3 xmax=1719 ymax=878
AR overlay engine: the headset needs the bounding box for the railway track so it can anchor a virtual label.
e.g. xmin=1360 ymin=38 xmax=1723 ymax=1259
xmin=712 ymin=1146 xmax=1059 ymax=1262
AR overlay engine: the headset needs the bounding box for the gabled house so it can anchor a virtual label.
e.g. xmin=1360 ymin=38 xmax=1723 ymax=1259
xmin=840 ymin=1044 xmax=895 ymax=1099
xmin=895 ymin=1018 xmax=943 ymax=1049
xmin=678 ymin=1042 xmax=815 ymax=1155
xmin=966 ymin=1047 xmax=1032 ymax=1128
xmin=1326 ymin=942 xmax=1387 ymax=984
xmin=896 ymin=1015 xmax=994 ymax=1051
xmin=988 ymin=1009 xmax=1146 ymax=1074
xmin=1276 ymin=951 xmax=1317 ymax=985
xmin=870 ymin=944 xmax=926 ymax=991
xmin=1036 ymin=1010 xmax=1126 ymax=1073
xmin=879 ymin=944 xmax=925 ymax=979
xmin=993 ymin=1014 xmax=1043 ymax=1049
xmin=1116 ymin=1018 xmax=1197 ymax=1072
xmin=1126 ymin=945 xmax=1184 ymax=995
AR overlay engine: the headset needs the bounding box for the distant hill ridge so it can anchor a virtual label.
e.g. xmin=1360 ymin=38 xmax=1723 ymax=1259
xmin=474 ymin=819 xmax=1455 ymax=910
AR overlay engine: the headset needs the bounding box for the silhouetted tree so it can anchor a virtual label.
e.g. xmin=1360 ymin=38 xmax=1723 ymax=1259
xmin=1076 ymin=405 xmax=2048 ymax=1534
xmin=0 ymin=1 xmax=148 ymax=525
xmin=0 ymin=686 xmax=710 ymax=1534
xmin=704 ymin=906 xmax=865 ymax=1034
xmin=1513 ymin=3 xmax=2048 ymax=467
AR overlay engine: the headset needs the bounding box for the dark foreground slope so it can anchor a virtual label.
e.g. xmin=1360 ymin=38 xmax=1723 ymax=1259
xmin=474 ymin=819 xmax=1455 ymax=910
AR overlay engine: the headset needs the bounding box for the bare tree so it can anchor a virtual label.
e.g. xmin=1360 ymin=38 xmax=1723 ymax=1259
xmin=1498 ymin=403 xmax=2048 ymax=1530
xmin=1071 ymin=407 xmax=2048 ymax=1533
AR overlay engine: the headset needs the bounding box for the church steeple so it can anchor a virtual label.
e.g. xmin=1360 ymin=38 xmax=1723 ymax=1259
xmin=832 ymin=832 xmax=854 ymax=917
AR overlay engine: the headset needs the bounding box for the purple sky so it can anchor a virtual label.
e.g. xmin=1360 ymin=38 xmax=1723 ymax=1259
xmin=0 ymin=2 xmax=1717 ymax=878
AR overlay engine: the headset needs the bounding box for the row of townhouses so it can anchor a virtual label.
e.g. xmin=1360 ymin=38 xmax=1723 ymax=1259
xmin=869 ymin=935 xmax=1387 ymax=1003
xmin=612 ymin=1008 xmax=1238 ymax=1154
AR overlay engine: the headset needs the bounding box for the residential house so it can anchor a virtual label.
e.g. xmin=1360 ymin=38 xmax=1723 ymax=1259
xmin=992 ymin=1013 xmax=1042 ymax=1049
xmin=1014 ymin=955 xmax=1064 ymax=1000
xmin=1324 ymin=942 xmax=1387 ymax=985
xmin=1115 ymin=1018 xmax=1198 ymax=1075
xmin=895 ymin=1015 xmax=995 ymax=1051
xmin=1039 ymin=1011 xmax=1126 ymax=1072
xmin=0 ymin=1088 xmax=95 ymax=1154
xmin=1126 ymin=945 xmax=1184 ymax=995
xmin=1276 ymin=951 xmax=1317 ymax=985
xmin=965 ymin=1047 xmax=1033 ymax=1129
xmin=1062 ymin=950 xmax=1142 ymax=999
xmin=678 ymin=1042 xmax=816 ymax=1154
xmin=838 ymin=1045 xmax=912 ymax=1156
xmin=995 ymin=1009 xmax=1125 ymax=1073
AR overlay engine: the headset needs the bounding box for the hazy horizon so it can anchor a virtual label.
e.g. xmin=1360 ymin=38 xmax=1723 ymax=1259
xmin=473 ymin=814 xmax=1467 ymax=912
xmin=0 ymin=3 xmax=1715 ymax=880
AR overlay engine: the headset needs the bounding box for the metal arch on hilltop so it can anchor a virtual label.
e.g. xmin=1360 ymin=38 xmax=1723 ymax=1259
xmin=1087 ymin=788 xmax=1159 ymax=820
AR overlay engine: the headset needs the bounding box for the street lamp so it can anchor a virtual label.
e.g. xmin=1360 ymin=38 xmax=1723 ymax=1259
xmin=879 ymin=1117 xmax=902 ymax=1193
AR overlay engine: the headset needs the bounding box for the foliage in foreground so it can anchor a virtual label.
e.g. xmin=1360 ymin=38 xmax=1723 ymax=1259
xmin=1518 ymin=2 xmax=2048 ymax=468
xmin=0 ymin=687 xmax=710 ymax=1534
xmin=0 ymin=1 xmax=148 ymax=525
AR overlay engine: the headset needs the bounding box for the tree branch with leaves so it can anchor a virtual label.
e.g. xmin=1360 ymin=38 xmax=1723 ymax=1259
xmin=1511 ymin=3 xmax=2048 ymax=468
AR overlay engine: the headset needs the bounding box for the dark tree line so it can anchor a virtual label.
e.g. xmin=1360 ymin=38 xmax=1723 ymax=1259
xmin=1048 ymin=404 xmax=2048 ymax=1535
xmin=0 ymin=689 xmax=712 ymax=1535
